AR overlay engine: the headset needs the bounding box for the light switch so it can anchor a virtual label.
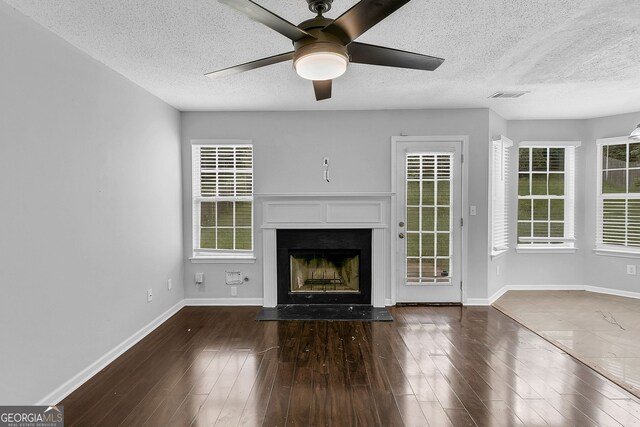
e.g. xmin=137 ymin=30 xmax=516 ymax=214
xmin=470 ymin=205 xmax=477 ymax=216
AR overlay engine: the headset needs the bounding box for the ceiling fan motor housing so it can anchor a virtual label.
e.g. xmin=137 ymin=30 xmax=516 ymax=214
xmin=293 ymin=17 xmax=349 ymax=71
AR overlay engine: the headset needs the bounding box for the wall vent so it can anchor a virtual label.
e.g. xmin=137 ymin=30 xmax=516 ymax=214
xmin=489 ymin=91 xmax=529 ymax=99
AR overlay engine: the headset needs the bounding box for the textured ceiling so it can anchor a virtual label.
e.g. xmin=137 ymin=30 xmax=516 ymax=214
xmin=4 ymin=0 xmax=640 ymax=119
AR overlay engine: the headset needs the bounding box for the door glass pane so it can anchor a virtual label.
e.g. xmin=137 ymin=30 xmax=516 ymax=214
xmin=405 ymin=153 xmax=452 ymax=284
xmin=406 ymin=207 xmax=419 ymax=231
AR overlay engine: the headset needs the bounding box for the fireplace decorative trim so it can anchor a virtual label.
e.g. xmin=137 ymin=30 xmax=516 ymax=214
xmin=263 ymin=200 xmax=386 ymax=229
xmin=261 ymin=196 xmax=389 ymax=308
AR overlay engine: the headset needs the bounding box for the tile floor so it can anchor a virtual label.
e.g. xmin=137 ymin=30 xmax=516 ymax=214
xmin=494 ymin=290 xmax=640 ymax=397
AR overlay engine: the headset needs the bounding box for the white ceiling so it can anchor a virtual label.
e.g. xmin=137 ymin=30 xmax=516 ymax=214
xmin=4 ymin=0 xmax=640 ymax=119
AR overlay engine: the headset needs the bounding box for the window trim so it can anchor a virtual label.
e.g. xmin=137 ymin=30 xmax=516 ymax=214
xmin=516 ymin=140 xmax=581 ymax=252
xmin=191 ymin=139 xmax=254 ymax=260
xmin=489 ymin=135 xmax=513 ymax=258
xmin=595 ymin=136 xmax=640 ymax=257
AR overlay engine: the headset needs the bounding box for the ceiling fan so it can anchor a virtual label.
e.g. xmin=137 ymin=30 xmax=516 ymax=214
xmin=205 ymin=0 xmax=444 ymax=100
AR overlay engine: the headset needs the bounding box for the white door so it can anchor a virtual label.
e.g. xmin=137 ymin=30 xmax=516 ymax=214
xmin=395 ymin=139 xmax=463 ymax=303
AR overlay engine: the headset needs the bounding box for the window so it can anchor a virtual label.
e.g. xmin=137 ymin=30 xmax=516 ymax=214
xmin=517 ymin=141 xmax=580 ymax=252
xmin=596 ymin=137 xmax=640 ymax=255
xmin=489 ymin=136 xmax=512 ymax=257
xmin=192 ymin=141 xmax=253 ymax=259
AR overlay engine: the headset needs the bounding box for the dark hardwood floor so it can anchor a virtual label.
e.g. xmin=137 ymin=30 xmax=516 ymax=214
xmin=60 ymin=306 xmax=640 ymax=426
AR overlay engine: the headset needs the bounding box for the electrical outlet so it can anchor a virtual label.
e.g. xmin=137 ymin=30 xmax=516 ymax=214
xmin=627 ymin=265 xmax=637 ymax=275
xmin=167 ymin=278 xmax=172 ymax=290
xmin=147 ymin=288 xmax=153 ymax=303
xmin=231 ymin=286 xmax=237 ymax=297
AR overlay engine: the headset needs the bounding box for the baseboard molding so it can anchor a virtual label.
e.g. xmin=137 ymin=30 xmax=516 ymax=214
xmin=487 ymin=284 xmax=640 ymax=305
xmin=36 ymin=299 xmax=185 ymax=406
xmin=184 ymin=297 xmax=264 ymax=306
xmin=385 ymin=298 xmax=393 ymax=306
xmin=464 ymin=298 xmax=491 ymax=306
xmin=585 ymin=285 xmax=640 ymax=300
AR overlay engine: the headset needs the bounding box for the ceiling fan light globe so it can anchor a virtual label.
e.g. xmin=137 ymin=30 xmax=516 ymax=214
xmin=630 ymin=124 xmax=640 ymax=141
xmin=294 ymin=52 xmax=348 ymax=81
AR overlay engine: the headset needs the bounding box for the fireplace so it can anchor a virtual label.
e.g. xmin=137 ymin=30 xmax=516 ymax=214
xmin=277 ymin=229 xmax=372 ymax=304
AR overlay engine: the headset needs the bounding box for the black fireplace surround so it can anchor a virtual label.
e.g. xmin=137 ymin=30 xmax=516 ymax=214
xmin=276 ymin=229 xmax=372 ymax=305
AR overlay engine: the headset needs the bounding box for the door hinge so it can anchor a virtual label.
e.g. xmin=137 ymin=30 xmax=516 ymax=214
xmin=460 ymin=218 xmax=464 ymax=227
xmin=461 ymin=153 xmax=464 ymax=163
xmin=460 ymin=281 xmax=463 ymax=290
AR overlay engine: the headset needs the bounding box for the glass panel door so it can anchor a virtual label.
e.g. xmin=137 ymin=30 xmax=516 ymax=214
xmin=395 ymin=139 xmax=462 ymax=303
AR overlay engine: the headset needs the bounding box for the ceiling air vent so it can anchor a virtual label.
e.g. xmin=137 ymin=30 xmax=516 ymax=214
xmin=489 ymin=91 xmax=530 ymax=99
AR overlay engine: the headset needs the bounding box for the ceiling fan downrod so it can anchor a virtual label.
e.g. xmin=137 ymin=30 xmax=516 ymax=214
xmin=307 ymin=0 xmax=332 ymax=15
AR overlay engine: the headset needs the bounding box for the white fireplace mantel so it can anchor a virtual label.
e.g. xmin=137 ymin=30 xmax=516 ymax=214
xmin=261 ymin=195 xmax=389 ymax=308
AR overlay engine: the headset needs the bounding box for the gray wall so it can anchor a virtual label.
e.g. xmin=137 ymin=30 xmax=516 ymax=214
xmin=0 ymin=3 xmax=183 ymax=404
xmin=504 ymin=119 xmax=587 ymax=288
xmin=584 ymin=111 xmax=640 ymax=293
xmin=181 ymin=109 xmax=492 ymax=301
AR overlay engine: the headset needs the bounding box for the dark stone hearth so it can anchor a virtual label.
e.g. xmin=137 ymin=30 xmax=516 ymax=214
xmin=255 ymin=304 xmax=393 ymax=321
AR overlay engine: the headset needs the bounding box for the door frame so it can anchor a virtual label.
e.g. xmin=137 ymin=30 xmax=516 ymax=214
xmin=390 ymin=136 xmax=469 ymax=305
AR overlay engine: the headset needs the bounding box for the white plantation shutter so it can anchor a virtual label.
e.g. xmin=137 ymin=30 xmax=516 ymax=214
xmin=192 ymin=141 xmax=253 ymax=255
xmin=596 ymin=138 xmax=640 ymax=253
xmin=490 ymin=136 xmax=512 ymax=255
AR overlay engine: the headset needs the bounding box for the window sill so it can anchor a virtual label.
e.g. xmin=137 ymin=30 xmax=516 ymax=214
xmin=490 ymin=250 xmax=508 ymax=260
xmin=516 ymin=246 xmax=578 ymax=254
xmin=593 ymin=248 xmax=640 ymax=259
xmin=190 ymin=255 xmax=256 ymax=264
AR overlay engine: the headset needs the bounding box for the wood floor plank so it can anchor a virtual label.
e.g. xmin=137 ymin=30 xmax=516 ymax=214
xmin=360 ymin=323 xmax=409 ymax=425
xmin=395 ymin=394 xmax=430 ymax=427
xmin=130 ymin=350 xmax=218 ymax=426
xmin=164 ymin=394 xmax=207 ymax=427
xmin=418 ymin=400 xmax=453 ymax=427
xmin=212 ymin=353 xmax=264 ymax=426
xmin=326 ymin=321 xmax=354 ymax=426
xmin=237 ymin=350 xmax=278 ymax=427
xmin=262 ymin=361 xmax=295 ymax=427
xmin=190 ymin=350 xmax=250 ymax=426
xmin=56 ymin=306 xmax=640 ymax=427
xmin=287 ymin=366 xmax=313 ymax=426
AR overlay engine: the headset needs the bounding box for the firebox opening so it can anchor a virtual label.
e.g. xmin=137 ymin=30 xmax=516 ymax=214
xmin=276 ymin=229 xmax=372 ymax=305
xmin=290 ymin=251 xmax=360 ymax=294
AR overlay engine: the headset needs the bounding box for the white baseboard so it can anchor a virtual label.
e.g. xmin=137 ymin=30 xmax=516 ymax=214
xmin=385 ymin=298 xmax=393 ymax=306
xmin=585 ymin=285 xmax=640 ymax=300
xmin=36 ymin=299 xmax=185 ymax=406
xmin=487 ymin=284 xmax=640 ymax=305
xmin=464 ymin=298 xmax=491 ymax=306
xmin=184 ymin=297 xmax=264 ymax=306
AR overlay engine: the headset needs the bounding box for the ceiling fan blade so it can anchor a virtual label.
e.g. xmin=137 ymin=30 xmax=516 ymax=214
xmin=205 ymin=51 xmax=294 ymax=78
xmin=313 ymin=80 xmax=332 ymax=101
xmin=349 ymin=42 xmax=444 ymax=71
xmin=219 ymin=0 xmax=313 ymax=41
xmin=322 ymin=0 xmax=411 ymax=45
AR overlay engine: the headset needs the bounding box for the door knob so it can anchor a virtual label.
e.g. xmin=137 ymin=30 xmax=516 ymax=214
xmin=398 ymin=221 xmax=405 ymax=227
xmin=398 ymin=233 xmax=405 ymax=239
